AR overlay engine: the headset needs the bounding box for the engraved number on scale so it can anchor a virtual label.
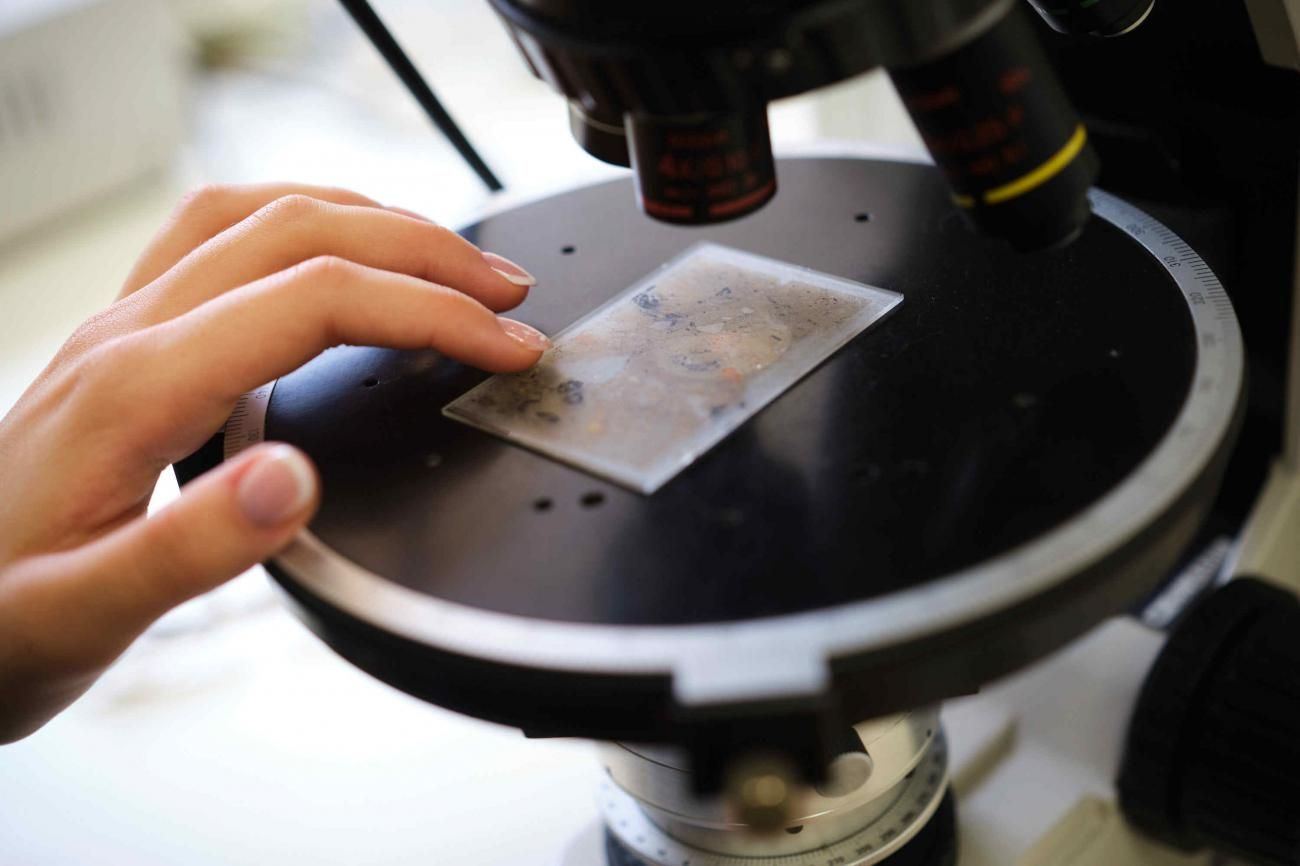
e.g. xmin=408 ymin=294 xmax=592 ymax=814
xmin=223 ymin=381 xmax=275 ymax=460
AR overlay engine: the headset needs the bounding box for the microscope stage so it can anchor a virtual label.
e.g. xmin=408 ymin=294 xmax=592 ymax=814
xmin=179 ymin=157 xmax=1242 ymax=757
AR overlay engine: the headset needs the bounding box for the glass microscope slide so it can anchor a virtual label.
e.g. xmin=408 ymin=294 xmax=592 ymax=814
xmin=444 ymin=242 xmax=902 ymax=494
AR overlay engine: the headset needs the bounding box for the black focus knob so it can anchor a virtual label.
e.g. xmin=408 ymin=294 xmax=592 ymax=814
xmin=1118 ymin=578 xmax=1300 ymax=865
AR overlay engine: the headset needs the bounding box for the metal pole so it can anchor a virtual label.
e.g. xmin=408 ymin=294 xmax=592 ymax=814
xmin=337 ymin=0 xmax=505 ymax=193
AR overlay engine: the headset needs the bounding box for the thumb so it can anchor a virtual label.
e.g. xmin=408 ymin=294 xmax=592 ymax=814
xmin=48 ymin=443 xmax=318 ymax=656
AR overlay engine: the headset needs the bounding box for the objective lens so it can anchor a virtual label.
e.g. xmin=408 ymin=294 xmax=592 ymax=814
xmin=569 ymin=101 xmax=631 ymax=168
xmin=1026 ymin=0 xmax=1157 ymax=37
xmin=626 ymin=107 xmax=777 ymax=226
xmin=890 ymin=4 xmax=1099 ymax=251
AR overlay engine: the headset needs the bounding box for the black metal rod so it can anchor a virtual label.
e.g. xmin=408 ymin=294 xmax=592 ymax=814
xmin=337 ymin=0 xmax=505 ymax=193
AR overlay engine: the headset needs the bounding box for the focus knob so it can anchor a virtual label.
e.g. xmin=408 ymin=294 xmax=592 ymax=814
xmin=1118 ymin=578 xmax=1300 ymax=865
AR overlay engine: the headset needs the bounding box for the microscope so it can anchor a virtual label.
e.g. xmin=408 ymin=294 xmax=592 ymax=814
xmin=180 ymin=1 xmax=1300 ymax=863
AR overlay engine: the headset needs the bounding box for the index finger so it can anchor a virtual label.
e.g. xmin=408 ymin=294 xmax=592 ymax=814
xmin=93 ymin=257 xmax=550 ymax=462
xmin=119 ymin=183 xmax=417 ymax=298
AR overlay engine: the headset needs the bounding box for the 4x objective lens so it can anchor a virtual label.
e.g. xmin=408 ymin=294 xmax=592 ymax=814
xmin=626 ymin=107 xmax=778 ymax=225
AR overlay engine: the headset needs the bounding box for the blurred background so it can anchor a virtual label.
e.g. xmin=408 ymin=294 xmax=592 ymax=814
xmin=0 ymin=1 xmax=920 ymax=863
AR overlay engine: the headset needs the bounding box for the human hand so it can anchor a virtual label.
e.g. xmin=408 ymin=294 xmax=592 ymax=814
xmin=0 ymin=183 xmax=548 ymax=742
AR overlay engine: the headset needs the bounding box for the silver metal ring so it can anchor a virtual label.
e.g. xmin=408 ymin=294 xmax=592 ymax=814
xmin=600 ymin=732 xmax=950 ymax=866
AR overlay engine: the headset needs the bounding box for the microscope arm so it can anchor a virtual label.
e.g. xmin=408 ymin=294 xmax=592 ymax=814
xmin=1230 ymin=1 xmax=1300 ymax=591
xmin=1232 ymin=164 xmax=1300 ymax=589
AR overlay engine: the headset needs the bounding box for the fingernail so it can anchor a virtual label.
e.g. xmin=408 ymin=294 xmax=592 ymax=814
xmin=483 ymin=252 xmax=537 ymax=287
xmin=499 ymin=318 xmax=551 ymax=351
xmin=237 ymin=445 xmax=317 ymax=527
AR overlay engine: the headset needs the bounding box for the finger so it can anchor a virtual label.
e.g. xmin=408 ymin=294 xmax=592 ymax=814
xmin=387 ymin=206 xmax=437 ymax=223
xmin=132 ymin=195 xmax=535 ymax=323
xmin=4 ymin=444 xmax=318 ymax=669
xmin=87 ymin=257 xmax=550 ymax=457
xmin=120 ymin=183 xmax=394 ymax=298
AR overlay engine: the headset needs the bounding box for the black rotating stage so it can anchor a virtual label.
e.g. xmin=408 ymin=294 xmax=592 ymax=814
xmin=180 ymin=157 xmax=1242 ymax=781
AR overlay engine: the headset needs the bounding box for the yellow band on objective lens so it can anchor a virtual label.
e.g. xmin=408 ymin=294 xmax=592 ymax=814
xmin=984 ymin=125 xmax=1088 ymax=205
xmin=951 ymin=125 xmax=1088 ymax=210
